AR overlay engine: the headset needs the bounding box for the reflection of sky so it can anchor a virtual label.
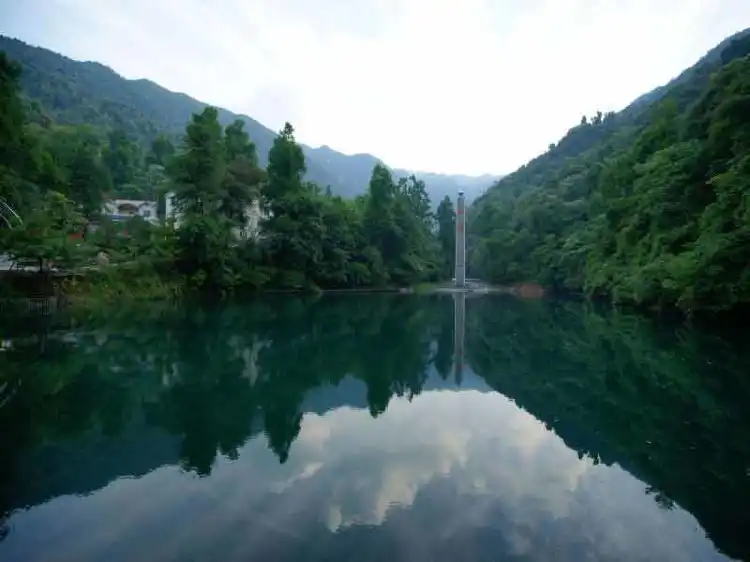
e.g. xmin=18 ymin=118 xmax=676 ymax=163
xmin=1 ymin=386 xmax=730 ymax=562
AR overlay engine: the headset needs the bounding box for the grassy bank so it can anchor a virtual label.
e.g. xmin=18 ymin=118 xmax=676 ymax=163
xmin=62 ymin=262 xmax=184 ymax=309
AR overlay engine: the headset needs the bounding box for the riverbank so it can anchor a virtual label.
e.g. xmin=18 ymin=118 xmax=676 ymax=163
xmin=0 ymin=270 xmax=549 ymax=315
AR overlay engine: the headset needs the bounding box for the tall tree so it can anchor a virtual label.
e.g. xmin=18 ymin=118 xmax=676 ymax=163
xmin=262 ymin=123 xmax=324 ymax=288
xmin=68 ymin=144 xmax=111 ymax=218
xmin=170 ymin=107 xmax=226 ymax=217
xmin=146 ymin=134 xmax=175 ymax=167
xmin=103 ymin=129 xmax=141 ymax=188
xmin=168 ymin=107 xmax=233 ymax=288
xmin=264 ymin=122 xmax=305 ymax=206
xmin=221 ymin=120 xmax=264 ymax=227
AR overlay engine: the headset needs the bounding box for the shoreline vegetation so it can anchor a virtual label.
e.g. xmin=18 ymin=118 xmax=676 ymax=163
xmin=0 ymin=49 xmax=460 ymax=307
xmin=3 ymin=32 xmax=750 ymax=317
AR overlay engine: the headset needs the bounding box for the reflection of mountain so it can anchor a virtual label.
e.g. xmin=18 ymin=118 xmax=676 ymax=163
xmin=10 ymin=421 xmax=179 ymax=510
xmin=0 ymin=296 xmax=454 ymax=515
xmin=301 ymin=371 xmax=492 ymax=416
xmin=301 ymin=377 xmax=369 ymax=414
xmin=0 ymin=389 xmax=729 ymax=562
xmin=1 ymin=295 xmax=749 ymax=559
xmin=1 ymin=367 xmax=489 ymax=517
xmin=281 ymin=390 xmax=723 ymax=562
xmin=466 ymin=296 xmax=750 ymax=562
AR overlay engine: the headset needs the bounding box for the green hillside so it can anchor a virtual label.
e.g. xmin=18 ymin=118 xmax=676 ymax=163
xmin=0 ymin=43 xmax=456 ymax=293
xmin=469 ymin=28 xmax=750 ymax=311
xmin=0 ymin=35 xmax=498 ymax=202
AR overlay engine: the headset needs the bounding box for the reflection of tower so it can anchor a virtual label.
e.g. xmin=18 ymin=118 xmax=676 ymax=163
xmin=453 ymin=292 xmax=465 ymax=385
xmin=454 ymin=190 xmax=466 ymax=287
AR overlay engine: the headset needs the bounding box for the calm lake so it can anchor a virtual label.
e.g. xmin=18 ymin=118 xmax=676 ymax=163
xmin=1 ymin=294 xmax=749 ymax=561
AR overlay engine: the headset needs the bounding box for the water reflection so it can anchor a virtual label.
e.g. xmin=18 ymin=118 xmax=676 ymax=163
xmin=0 ymin=295 xmax=748 ymax=561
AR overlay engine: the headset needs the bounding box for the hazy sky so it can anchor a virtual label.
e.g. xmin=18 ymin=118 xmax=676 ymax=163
xmin=1 ymin=0 xmax=749 ymax=175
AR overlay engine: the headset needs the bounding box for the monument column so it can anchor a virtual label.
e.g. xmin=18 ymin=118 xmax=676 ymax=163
xmin=454 ymin=190 xmax=466 ymax=287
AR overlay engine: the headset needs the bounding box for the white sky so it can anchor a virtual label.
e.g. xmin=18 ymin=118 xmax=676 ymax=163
xmin=1 ymin=0 xmax=749 ymax=175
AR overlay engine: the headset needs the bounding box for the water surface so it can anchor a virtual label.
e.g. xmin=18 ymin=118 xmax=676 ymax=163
xmin=1 ymin=295 xmax=749 ymax=561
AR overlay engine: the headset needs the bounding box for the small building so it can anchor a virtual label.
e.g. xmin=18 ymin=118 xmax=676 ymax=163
xmin=165 ymin=193 xmax=266 ymax=241
xmin=103 ymin=199 xmax=158 ymax=223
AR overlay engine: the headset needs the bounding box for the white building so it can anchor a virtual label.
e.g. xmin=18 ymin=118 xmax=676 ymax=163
xmin=103 ymin=199 xmax=158 ymax=223
xmin=165 ymin=193 xmax=265 ymax=240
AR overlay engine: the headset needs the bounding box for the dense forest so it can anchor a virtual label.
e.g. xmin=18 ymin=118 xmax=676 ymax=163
xmin=0 ymin=49 xmax=457 ymax=293
xmin=0 ymin=35 xmax=497 ymax=203
xmin=470 ymin=29 xmax=750 ymax=311
xmin=3 ymin=27 xmax=750 ymax=305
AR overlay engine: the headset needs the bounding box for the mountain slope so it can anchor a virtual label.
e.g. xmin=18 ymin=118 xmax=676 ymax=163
xmin=0 ymin=35 xmax=498 ymax=204
xmin=469 ymin=28 xmax=750 ymax=310
xmin=473 ymin=26 xmax=750 ymax=210
xmin=625 ymin=27 xmax=750 ymax=112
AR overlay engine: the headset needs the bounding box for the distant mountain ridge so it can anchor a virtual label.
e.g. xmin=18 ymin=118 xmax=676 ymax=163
xmin=0 ymin=35 xmax=500 ymax=205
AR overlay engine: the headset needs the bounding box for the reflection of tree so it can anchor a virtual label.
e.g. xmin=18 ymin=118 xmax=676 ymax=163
xmin=467 ymin=296 xmax=750 ymax=562
xmin=254 ymin=296 xmax=442 ymax=454
xmin=145 ymin=308 xmax=259 ymax=475
xmin=0 ymin=323 xmax=106 ymax=513
xmin=0 ymin=294 xmax=453 ymax=508
xmin=3 ymin=295 xmax=750 ymax=560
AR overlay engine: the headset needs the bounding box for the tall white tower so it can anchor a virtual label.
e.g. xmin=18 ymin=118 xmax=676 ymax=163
xmin=454 ymin=190 xmax=466 ymax=287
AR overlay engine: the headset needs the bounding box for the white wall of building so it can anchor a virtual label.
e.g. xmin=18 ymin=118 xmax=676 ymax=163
xmin=165 ymin=192 xmax=266 ymax=240
xmin=103 ymin=199 xmax=158 ymax=223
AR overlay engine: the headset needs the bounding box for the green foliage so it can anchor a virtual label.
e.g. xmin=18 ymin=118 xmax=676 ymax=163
xmin=166 ymin=109 xmax=262 ymax=291
xmin=0 ymin=51 xmax=38 ymax=214
xmin=256 ymin=127 xmax=441 ymax=290
xmin=4 ymin=191 xmax=86 ymax=271
xmin=146 ymin=134 xmax=175 ymax=167
xmin=0 ymin=46 xmax=449 ymax=298
xmin=265 ymin=122 xmax=305 ymax=203
xmin=436 ymin=196 xmax=456 ymax=277
xmin=0 ymin=52 xmax=25 ymax=173
xmin=470 ymin=42 xmax=750 ymax=311
xmin=465 ymin=296 xmax=750 ymax=560
xmin=103 ymin=129 xmax=140 ymax=188
xmin=361 ymin=165 xmax=440 ymax=285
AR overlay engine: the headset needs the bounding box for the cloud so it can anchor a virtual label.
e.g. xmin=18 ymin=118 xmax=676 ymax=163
xmin=2 ymin=0 xmax=749 ymax=175
xmin=1 ymin=388 xmax=728 ymax=561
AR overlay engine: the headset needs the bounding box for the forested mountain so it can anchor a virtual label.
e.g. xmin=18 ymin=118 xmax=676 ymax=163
xmin=1 ymin=40 xmax=459 ymax=292
xmin=470 ymin=28 xmax=750 ymax=311
xmin=0 ymin=35 xmax=497 ymax=202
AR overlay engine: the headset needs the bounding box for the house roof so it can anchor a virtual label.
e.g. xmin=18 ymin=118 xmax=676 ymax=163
xmin=109 ymin=199 xmax=155 ymax=208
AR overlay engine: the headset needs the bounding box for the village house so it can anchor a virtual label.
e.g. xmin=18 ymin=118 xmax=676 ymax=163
xmin=103 ymin=199 xmax=159 ymax=224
